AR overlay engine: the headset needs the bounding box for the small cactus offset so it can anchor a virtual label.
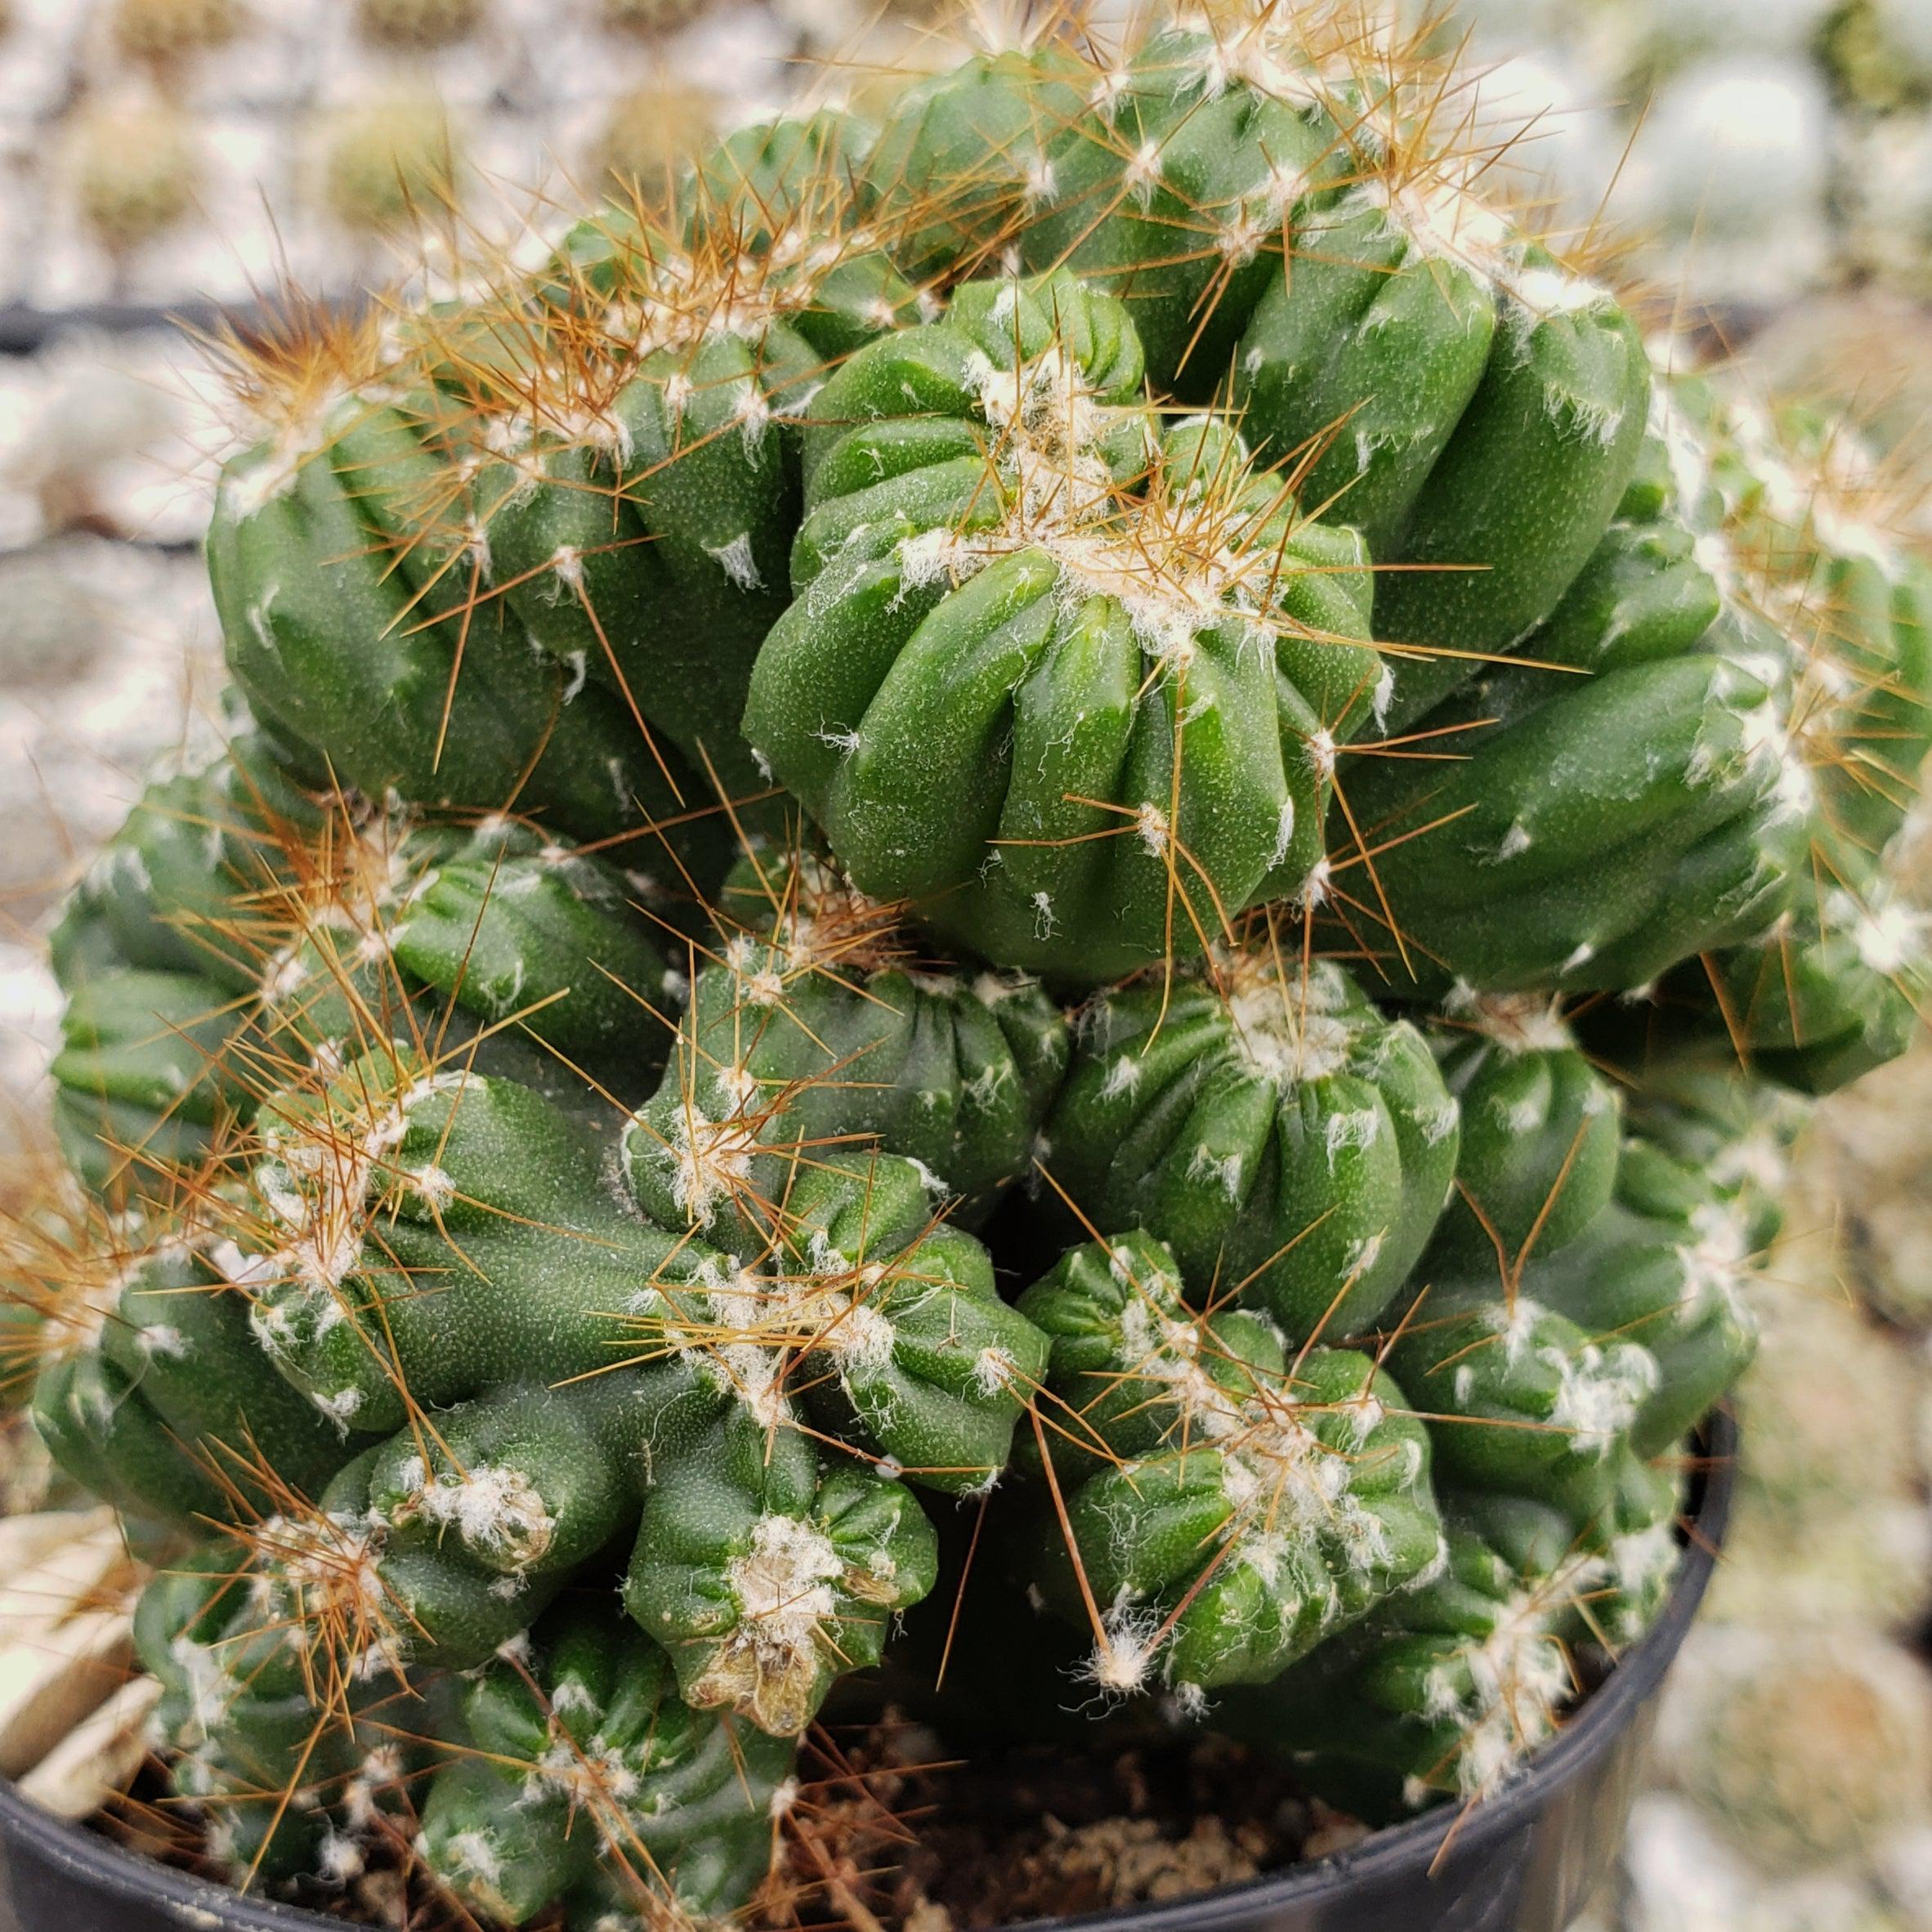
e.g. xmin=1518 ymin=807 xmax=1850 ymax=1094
xmin=8 ymin=7 xmax=1931 ymax=1923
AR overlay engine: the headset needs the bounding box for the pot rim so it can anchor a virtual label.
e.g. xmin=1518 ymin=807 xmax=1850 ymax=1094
xmin=0 ymin=1409 xmax=1736 ymax=1932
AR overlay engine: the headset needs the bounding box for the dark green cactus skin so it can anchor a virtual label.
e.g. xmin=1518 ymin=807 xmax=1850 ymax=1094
xmin=193 ymin=1052 xmax=1035 ymax=1722
xmin=1041 ymin=956 xmax=1458 ymax=1341
xmin=620 ymin=1138 xmax=1051 ymax=1499
xmin=1694 ymin=875 xmax=1927 ymax=1098
xmin=47 ymin=740 xmax=320 ymax=1195
xmin=418 ymin=1600 xmax=794 ymax=1926
xmin=206 ymin=383 xmax=722 ymax=859
xmin=625 ymin=1401 xmax=939 ymax=1736
xmin=1339 ymin=482 xmax=1808 ymax=996
xmin=1591 ymin=1038 xmax=1805 ymax=1255
xmin=552 ymin=109 xmax=924 ymax=367
xmin=136 ymin=1545 xmax=445 ymax=1888
xmin=31 ymin=1236 xmax=355 ymax=1527
xmin=1424 ymin=999 xmax=1622 ymax=1274
xmin=745 ymin=271 xmax=1379 ymax=982
xmin=1219 ymin=1474 xmax=1679 ymax=1816
xmin=51 ymin=971 xmax=257 ymax=1195
xmin=1017 ymin=1232 xmax=1441 ymax=1695
xmin=861 ymin=47 xmax=1095 ymax=291
xmin=1368 ymin=273 xmax=1652 ymax=731
xmin=1531 ymin=1135 xmax=1761 ymax=1461
xmin=863 ymin=28 xmax=1649 ymax=717
xmin=1382 ymin=1274 xmax=1658 ymax=1518
xmin=254 ymin=813 xmax=677 ymax=1116
xmin=628 ymin=853 xmax=1067 ymax=1228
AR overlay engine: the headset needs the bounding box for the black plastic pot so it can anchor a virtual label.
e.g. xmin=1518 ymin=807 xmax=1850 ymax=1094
xmin=0 ymin=1412 xmax=1734 ymax=1932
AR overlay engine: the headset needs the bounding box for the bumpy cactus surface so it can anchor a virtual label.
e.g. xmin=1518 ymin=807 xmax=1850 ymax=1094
xmin=10 ymin=8 xmax=1931 ymax=1925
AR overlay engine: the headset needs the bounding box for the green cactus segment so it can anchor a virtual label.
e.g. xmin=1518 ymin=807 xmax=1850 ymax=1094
xmin=748 ymin=269 xmax=1380 ymax=981
xmin=226 ymin=1049 xmax=708 ymax=1435
xmin=622 ymin=1144 xmax=1049 ymax=1496
xmin=998 ymin=27 xmax=1351 ymax=396
xmin=628 ymin=852 xmax=1065 ymax=1227
xmin=1371 ymin=272 xmax=1652 ymax=730
xmin=48 ymin=742 xmax=324 ymax=1192
xmin=861 ymin=46 xmax=1094 ymax=288
xmin=216 ymin=1053 xmax=991 ymax=1697
xmin=1689 ymin=391 xmax=1932 ymax=862
xmin=1609 ymin=1044 xmax=1804 ymax=1254
xmin=136 ymin=1546 xmax=432 ymax=1887
xmin=1343 ymin=595 xmax=1808 ymax=998
xmin=255 ymin=811 xmax=674 ymax=1098
xmin=1701 ymin=874 xmax=1928 ymax=1096
xmin=31 ymin=1234 xmax=355 ymax=1527
xmin=552 ymin=109 xmax=922 ymax=365
xmin=1384 ymin=1276 xmax=1658 ymax=1517
xmin=485 ymin=119 xmax=936 ymax=805
xmin=1043 ymin=953 xmax=1457 ymax=1341
xmin=625 ymin=1404 xmax=939 ymax=1735
xmin=418 ymin=1602 xmax=793 ymax=1926
xmin=51 ymin=971 xmax=256 ymax=1193
xmin=1232 ymin=190 xmax=1496 ymax=556
xmin=865 ymin=24 xmax=1646 ymax=688
xmin=1017 ymin=1232 xmax=1441 ymax=1696
xmin=1424 ymin=995 xmax=1622 ymax=1272
xmin=206 ymin=378 xmax=718 ymax=856
xmin=1223 ymin=1485 xmax=1663 ymax=1813
xmin=50 ymin=738 xmax=318 ymax=995
xmin=1532 ymin=1136 xmax=1763 ymax=1460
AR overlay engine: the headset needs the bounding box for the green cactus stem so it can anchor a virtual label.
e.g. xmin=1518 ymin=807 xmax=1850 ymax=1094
xmin=625 ymin=849 xmax=1067 ymax=1229
xmin=1016 ymin=1230 xmax=1441 ymax=1698
xmin=1040 ymin=941 xmax=1457 ymax=1341
xmin=1531 ymin=1132 xmax=1764 ymax=1460
xmin=1220 ymin=1481 xmax=1674 ymax=1817
xmin=1338 ymin=504 xmax=1809 ymax=995
xmin=624 ymin=1402 xmax=938 ymax=1736
xmin=418 ymin=1599 xmax=793 ymax=1925
xmin=136 ymin=1545 xmax=439 ymax=1887
xmin=204 ymin=318 xmax=715 ymax=858
xmin=1382 ymin=1273 xmax=1658 ymax=1517
xmin=1424 ymin=991 xmax=1622 ymax=1275
xmin=30 ymin=1219 xmax=356 ymax=1527
xmin=746 ymin=272 xmax=1379 ymax=982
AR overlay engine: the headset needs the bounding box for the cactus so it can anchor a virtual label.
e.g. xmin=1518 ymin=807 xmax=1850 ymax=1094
xmin=864 ymin=15 xmax=1650 ymax=728
xmin=1040 ymin=936 xmax=1457 ymax=1339
xmin=12 ymin=6 xmax=1930 ymax=1914
xmin=1334 ymin=480 xmax=1810 ymax=993
xmin=319 ymin=100 xmax=463 ymax=235
xmin=1222 ymin=1465 xmax=1684 ymax=1816
xmin=628 ymin=848 xmax=1067 ymax=1229
xmin=746 ymin=274 xmax=1379 ymax=981
xmin=1424 ymin=993 xmax=1622 ymax=1274
xmin=418 ymin=1600 xmax=792 ymax=1925
xmin=1015 ymin=1232 xmax=1442 ymax=1699
xmin=110 ymin=0 xmax=244 ymax=65
xmin=73 ymin=103 xmax=200 ymax=254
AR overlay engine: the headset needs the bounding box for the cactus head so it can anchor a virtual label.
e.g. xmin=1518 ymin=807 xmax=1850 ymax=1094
xmin=355 ymin=0 xmax=485 ymax=50
xmin=110 ymin=0 xmax=244 ymax=65
xmin=320 ymin=99 xmax=462 ymax=235
xmin=74 ymin=103 xmax=199 ymax=253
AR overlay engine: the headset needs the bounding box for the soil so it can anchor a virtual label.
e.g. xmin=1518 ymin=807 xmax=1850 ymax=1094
xmin=764 ymin=1718 xmax=1370 ymax=1932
